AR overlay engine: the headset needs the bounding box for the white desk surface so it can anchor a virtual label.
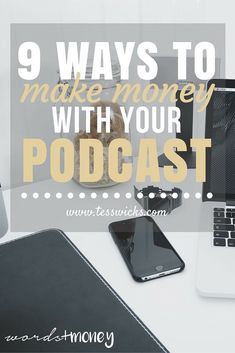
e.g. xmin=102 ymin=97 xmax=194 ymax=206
xmin=1 ymin=181 xmax=235 ymax=353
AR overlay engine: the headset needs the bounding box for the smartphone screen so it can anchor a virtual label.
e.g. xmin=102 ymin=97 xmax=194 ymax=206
xmin=109 ymin=216 xmax=184 ymax=281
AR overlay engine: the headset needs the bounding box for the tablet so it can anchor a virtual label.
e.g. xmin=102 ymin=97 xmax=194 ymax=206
xmin=0 ymin=229 xmax=169 ymax=352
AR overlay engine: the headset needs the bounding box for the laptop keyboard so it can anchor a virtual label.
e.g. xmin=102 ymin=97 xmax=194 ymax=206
xmin=213 ymin=208 xmax=235 ymax=247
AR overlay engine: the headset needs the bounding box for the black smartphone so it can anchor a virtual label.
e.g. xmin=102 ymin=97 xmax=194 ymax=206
xmin=109 ymin=216 xmax=185 ymax=282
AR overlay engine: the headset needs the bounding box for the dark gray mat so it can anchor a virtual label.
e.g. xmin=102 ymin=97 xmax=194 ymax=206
xmin=0 ymin=229 xmax=169 ymax=353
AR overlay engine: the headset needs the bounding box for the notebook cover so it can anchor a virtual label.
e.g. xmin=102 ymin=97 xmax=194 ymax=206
xmin=0 ymin=229 xmax=169 ymax=353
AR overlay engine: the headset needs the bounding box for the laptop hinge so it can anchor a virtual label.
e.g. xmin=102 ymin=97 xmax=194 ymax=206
xmin=226 ymin=200 xmax=235 ymax=207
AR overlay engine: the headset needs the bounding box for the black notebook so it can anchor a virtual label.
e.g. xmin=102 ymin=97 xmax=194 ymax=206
xmin=0 ymin=229 xmax=169 ymax=353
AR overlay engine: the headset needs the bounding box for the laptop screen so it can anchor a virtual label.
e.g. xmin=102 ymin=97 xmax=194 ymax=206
xmin=204 ymin=85 xmax=235 ymax=200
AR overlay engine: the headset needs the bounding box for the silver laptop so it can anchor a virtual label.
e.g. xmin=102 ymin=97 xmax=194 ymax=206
xmin=0 ymin=184 xmax=8 ymax=238
xmin=197 ymin=79 xmax=235 ymax=298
